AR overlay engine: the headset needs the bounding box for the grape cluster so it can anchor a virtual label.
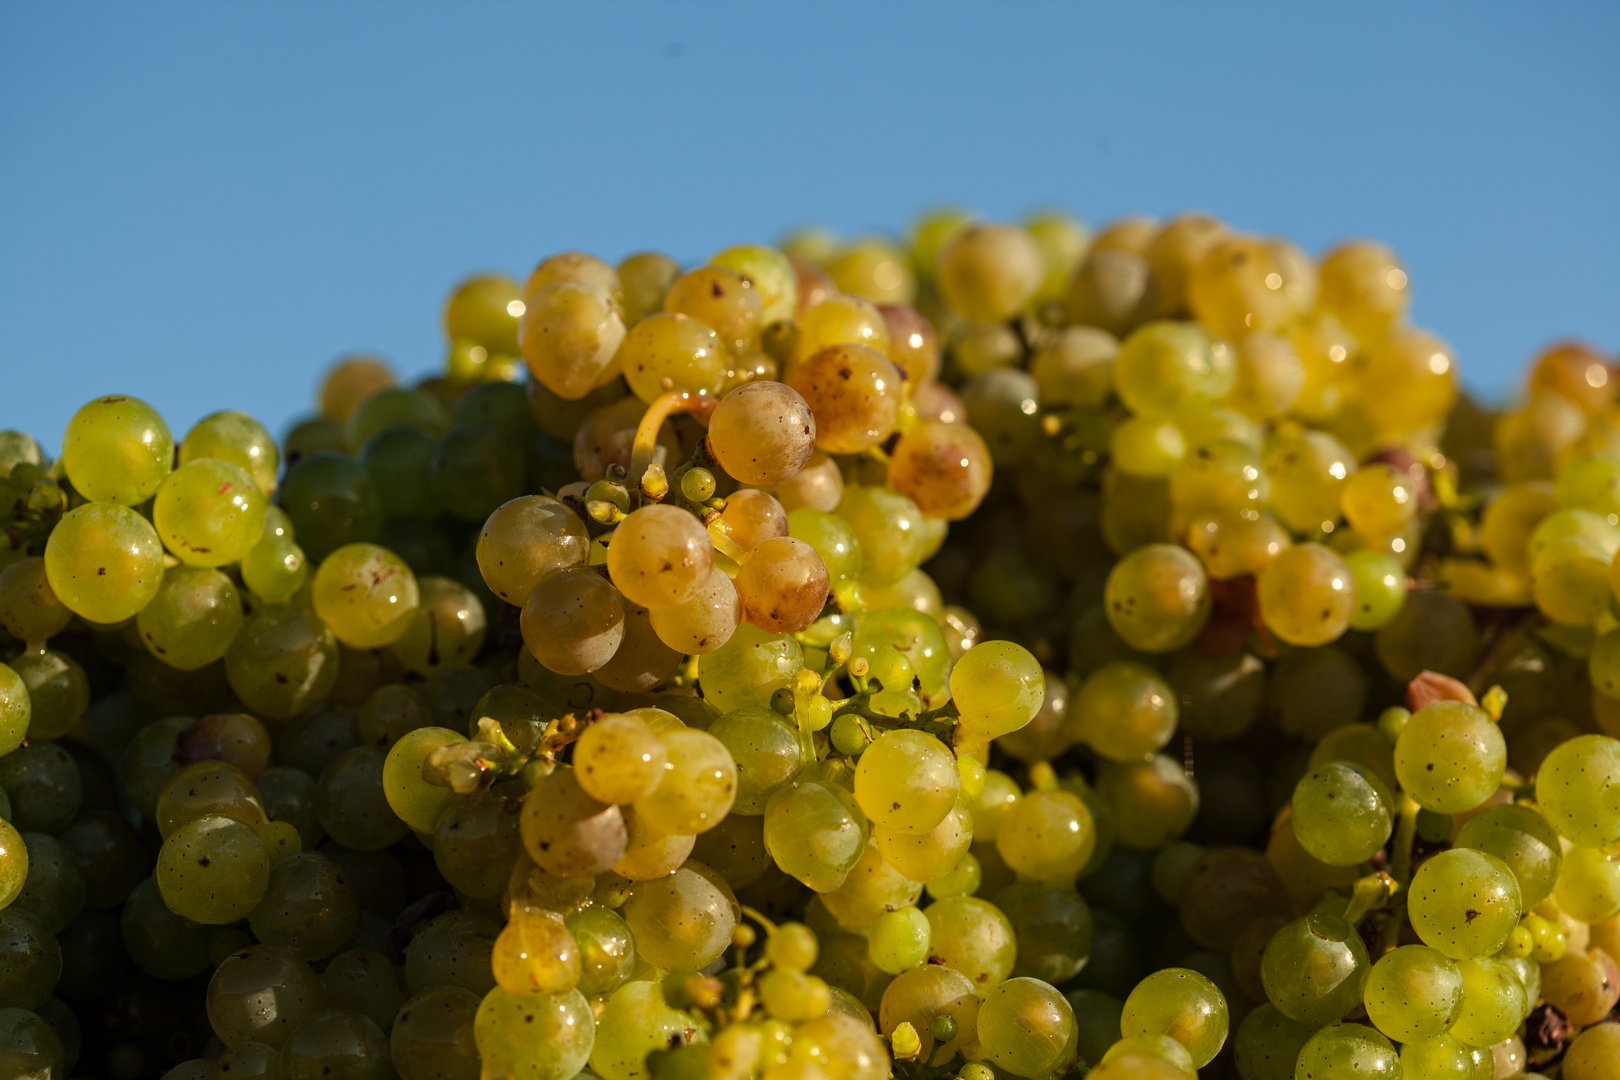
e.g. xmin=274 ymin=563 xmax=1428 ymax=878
xmin=0 ymin=210 xmax=1618 ymax=1080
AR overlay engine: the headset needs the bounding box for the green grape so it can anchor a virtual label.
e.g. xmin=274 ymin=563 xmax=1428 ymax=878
xmin=1564 ymin=1022 xmax=1620 ymax=1080
xmin=1112 ymin=321 xmax=1234 ymax=417
xmin=153 ymin=458 xmax=267 ymax=567
xmin=0 ymin=1006 xmax=64 ymax=1080
xmin=0 ymin=742 xmax=81 ymax=833
xmin=1446 ymin=956 xmax=1525 ymax=1048
xmin=1256 ymin=542 xmax=1356 ymax=647
xmin=763 ymin=775 xmax=868 ymax=892
xmin=1293 ymin=1023 xmax=1399 ymax=1080
xmin=1536 ymin=734 xmax=1620 ymax=846
xmin=1453 ymin=804 xmax=1562 ymax=909
xmin=136 ymin=565 xmax=244 ymax=670
xmin=866 ymin=906 xmax=930 ymax=975
xmin=520 ymin=767 xmax=628 ymax=877
xmin=1233 ymin=1002 xmax=1313 ymax=1080
xmin=1186 ymin=510 xmax=1292 ymax=580
xmin=491 ymin=905 xmax=580 ymax=996
xmin=850 ymin=608 xmax=949 ymax=699
xmin=181 ymin=409 xmax=279 ymax=493
xmin=358 ymin=424 xmax=437 ymax=519
xmin=1345 ymin=550 xmax=1407 ymax=631
xmin=428 ymin=424 xmax=526 ymax=522
xmin=388 ymin=575 xmax=485 ymax=677
xmin=391 ymin=986 xmax=480 ymax=1080
xmin=277 ymin=452 xmax=384 ymax=563
xmin=879 ymin=963 xmax=981 ymax=1066
xmin=61 ymin=394 xmax=172 ymax=504
xmin=0 ymin=431 xmax=43 ymax=477
xmin=316 ymin=747 xmax=409 ymax=851
xmin=241 ymin=518 xmax=309 ymax=603
xmin=156 ymin=813 xmax=271 ymax=923
xmin=155 ymin=759 xmax=266 ymax=837
xmin=1121 ymin=966 xmax=1229 ymax=1068
xmin=1396 ymin=1033 xmax=1479 ymax=1080
xmin=405 ymin=909 xmax=500 ymax=996
xmin=698 ymin=623 xmax=803 ymax=713
xmin=311 ymin=543 xmax=419 ymax=649
xmin=787 ymin=509 xmax=860 ymax=593
xmin=1532 ymin=535 xmax=1613 ymax=625
xmin=1393 ymin=702 xmax=1506 ymax=814
xmin=218 ymin=1039 xmax=280 ymax=1077
xmin=321 ymin=949 xmax=406 ymax=1035
xmin=358 ymin=683 xmax=432 ymax=748
xmin=274 ymin=705 xmax=361 ymax=782
xmin=1373 ymin=588 xmax=1481 ymax=685
xmin=1290 ymin=761 xmax=1394 ymax=866
xmin=1110 ymin=415 xmax=1187 ymax=477
xmin=708 ymin=708 xmax=801 ymax=815
xmin=0 ymin=909 xmax=59 ymax=1009
xmin=247 ymin=853 xmax=359 ymax=961
xmin=711 ymin=244 xmax=797 ymax=323
xmin=206 ymin=943 xmax=327 ymax=1046
xmin=0 ymin=820 xmax=23 ymax=910
xmin=43 ymin=501 xmax=165 ymax=623
xmin=1268 ymin=646 xmax=1367 ymax=743
xmin=0 ymin=558 xmax=73 ymax=645
xmin=5 ymin=648 xmax=87 ymax=740
xmin=1360 ymin=945 xmax=1463 ymax=1042
xmin=623 ymin=862 xmax=737 ymax=971
xmin=1074 ymin=660 xmax=1178 ymax=762
xmin=950 ymin=640 xmax=1044 ymax=747
xmin=976 ymin=976 xmax=1079 ymax=1077
xmin=821 ymin=839 xmax=922 ymax=931
xmin=0 ymin=665 xmax=24 ymax=757
xmin=1260 ymin=913 xmax=1369 ymax=1025
xmin=279 ymin=1007 xmax=392 ymax=1080
xmin=1096 ymin=755 xmax=1199 ymax=850
xmin=567 ymin=907 xmax=637 ymax=997
xmin=10 ymin=832 xmax=82 ymax=932
xmin=923 ymin=895 xmax=1016 ymax=993
xmin=1407 ymin=849 xmax=1521 ymax=959
xmin=620 ymin=310 xmax=727 ymax=403
xmin=433 ymin=789 xmax=522 ymax=898
xmin=631 ymin=727 xmax=737 ymax=834
xmin=225 ymin=605 xmax=340 ymax=719
xmin=691 ymin=812 xmax=771 ymax=890
xmin=572 ymin=712 xmax=666 ymax=805
xmin=1265 ymin=429 xmax=1355 ymax=534
xmin=475 ymin=495 xmax=590 ymax=607
xmin=605 ymin=504 xmax=714 ymax=611
xmin=792 ymin=342 xmax=905 ymax=456
xmin=1553 ymin=844 xmax=1620 ymax=923
xmin=853 ymin=729 xmax=957 ymax=834
xmin=874 ymin=797 xmax=972 ymax=884
xmin=995 ymin=881 xmax=1094 ymax=984
xmin=993 ymin=789 xmax=1095 ymax=886
xmin=836 ymin=486 xmax=929 ymax=587
xmin=589 ymin=977 xmax=698 ymax=1080
xmin=1169 ymin=437 xmax=1269 ymax=527
xmin=1103 ymin=543 xmax=1211 ymax=653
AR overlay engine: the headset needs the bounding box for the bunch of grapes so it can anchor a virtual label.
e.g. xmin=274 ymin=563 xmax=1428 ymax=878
xmin=0 ymin=209 xmax=1619 ymax=1080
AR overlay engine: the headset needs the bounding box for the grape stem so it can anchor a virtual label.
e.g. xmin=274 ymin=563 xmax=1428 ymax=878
xmin=629 ymin=390 xmax=714 ymax=490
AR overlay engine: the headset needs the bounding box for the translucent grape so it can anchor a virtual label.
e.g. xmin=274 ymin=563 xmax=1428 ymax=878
xmin=763 ymin=775 xmax=868 ymax=892
xmin=707 ymin=381 xmax=817 ymax=486
xmin=1260 ymin=913 xmax=1369 ymax=1025
xmin=520 ymin=568 xmax=626 ymax=676
xmin=605 ymin=504 xmax=714 ymax=610
xmin=937 ymin=223 xmax=1042 ymax=322
xmin=315 ymin=746 xmax=409 ymax=852
xmin=248 ymin=852 xmax=360 ymax=962
xmin=879 ymin=964 xmax=980 ymax=1066
xmin=1121 ymin=966 xmax=1229 ymax=1068
xmin=153 ymin=458 xmax=267 ymax=567
xmin=1360 ymin=328 xmax=1458 ymax=436
xmin=490 ymin=906 xmax=580 ymax=997
xmin=224 ymin=605 xmax=340 ymax=720
xmin=1113 ymin=321 xmax=1234 ymax=418
xmin=791 ymin=344 xmax=904 ymax=454
xmin=1446 ymin=955 xmax=1526 ymax=1048
xmin=1097 ymin=755 xmax=1199 ymax=850
xmin=1345 ymin=550 xmax=1407 ymax=631
xmin=136 ymin=565 xmax=243 ymax=670
xmin=707 ymin=708 xmax=800 ymax=815
xmin=887 ymin=421 xmax=993 ymax=522
xmin=520 ymin=767 xmax=627 ymax=877
xmin=735 ymin=536 xmax=829 ymax=634
xmin=1290 ymin=761 xmax=1394 ymax=866
xmin=1554 ymin=845 xmax=1620 ymax=923
xmin=1360 ymin=945 xmax=1463 ymax=1043
xmin=1537 ymin=734 xmax=1620 ymax=847
xmin=588 ymin=977 xmax=696 ymax=1080
xmin=976 ymin=977 xmax=1079 ymax=1077
xmin=854 ymin=730 xmax=958 ymax=835
xmin=276 ymin=451 xmax=384 ymax=562
xmin=42 ymin=501 xmax=165 ymax=623
xmin=279 ymin=1007 xmax=392 ymax=1080
xmin=4 ymin=648 xmax=86 ymax=741
xmin=1317 ymin=240 xmax=1409 ymax=340
xmin=1453 ymin=804 xmax=1562 ymax=909
xmin=382 ymin=726 xmax=464 ymax=833
xmin=1393 ymin=702 xmax=1506 ymax=814
xmin=519 ymin=281 xmax=626 ymax=400
xmin=836 ymin=485 xmax=927 ymax=587
xmin=1103 ymin=543 xmax=1211 ymax=653
xmin=1074 ymin=661 xmax=1178 ymax=763
xmin=1407 ymin=849 xmax=1521 ymax=959
xmin=1293 ymin=1023 xmax=1400 ymax=1080
xmin=61 ymin=394 xmax=172 ymax=504
xmin=389 ymin=575 xmax=486 ymax=676
xmin=698 ymin=623 xmax=803 ymax=713
xmin=623 ymin=861 xmax=737 ymax=970
xmin=923 ymin=895 xmax=1017 ymax=994
xmin=1232 ymin=1003 xmax=1314 ymax=1080
xmin=156 ymin=759 xmax=267 ymax=837
xmin=950 ymin=640 xmax=1045 ymax=746
xmin=0 ymin=559 xmax=72 ymax=646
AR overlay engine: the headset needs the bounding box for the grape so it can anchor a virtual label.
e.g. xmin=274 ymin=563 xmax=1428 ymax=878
xmin=1536 ymin=734 xmax=1620 ymax=847
xmin=632 ymin=727 xmax=737 ymax=834
xmin=697 ymin=623 xmax=803 ymax=713
xmin=1565 ymin=1023 xmax=1620 ymax=1080
xmin=1394 ymin=700 xmax=1507 ymax=817
xmin=1453 ymin=804 xmax=1562 ymax=909
xmin=1073 ymin=660 xmax=1177 ymax=762
xmin=852 ymin=729 xmax=958 ymax=835
xmin=156 ymin=759 xmax=267 ymax=837
xmin=155 ymin=813 xmax=271 ymax=924
xmin=791 ymin=345 xmax=904 ymax=455
xmin=623 ymin=861 xmax=738 ymax=971
xmin=317 ymin=949 xmax=405 ymax=1037
xmin=705 ymin=381 xmax=817 ymax=486
xmin=1290 ymin=761 xmax=1394 ymax=866
xmin=1121 ymin=966 xmax=1229 ymax=1068
xmin=153 ymin=458 xmax=267 ymax=567
xmin=1097 ymin=755 xmax=1199 ymax=851
xmin=276 ymin=451 xmax=384 ymax=562
xmin=588 ymin=977 xmax=696 ymax=1080
xmin=1345 ymin=550 xmax=1408 ymax=630
xmin=405 ymin=910 xmax=500 ymax=996
xmin=1256 ymin=542 xmax=1356 ymax=647
xmin=310 ymin=543 xmax=420 ymax=649
xmin=1360 ymin=945 xmax=1463 ymax=1042
xmin=708 ymin=708 xmax=799 ymax=815
xmin=935 ymin=223 xmax=1041 ymax=322
xmin=605 ymin=504 xmax=714 ymax=611
xmin=976 ymin=977 xmax=1078 ymax=1077
xmin=490 ymin=906 xmax=580 ymax=996
xmin=0 ymin=1007 xmax=63 ymax=1080
xmin=648 ymin=566 xmax=740 ymax=655
xmin=763 ymin=775 xmax=869 ymax=891
xmin=207 ymin=944 xmax=327 ymax=1047
xmin=521 ymin=568 xmax=626 ymax=676
xmin=427 ymin=424 xmax=526 ymax=522
xmin=1541 ymin=947 xmax=1620 ymax=1025
xmin=1231 ymin=1003 xmax=1313 ymax=1080
xmin=390 ymin=986 xmax=479 ymax=1080
xmin=994 ymin=789 xmax=1095 ymax=887
xmin=5 ymin=648 xmax=87 ymax=741
xmin=1260 ymin=912 xmax=1369 ymax=1025
xmin=612 ymin=806 xmax=695 ymax=881
xmin=879 ymin=964 xmax=980 ymax=1066
xmin=735 ymin=536 xmax=829 ymax=634
xmin=0 ymin=559 xmax=72 ymax=645
xmin=821 ymin=839 xmax=921 ymax=931
xmin=1446 ymin=955 xmax=1525 ymax=1048
xmin=316 ymin=747 xmax=409 ymax=852
xmin=42 ymin=501 xmax=165 ymax=623
xmin=61 ymin=394 xmax=172 ymax=504
xmin=433 ymin=789 xmax=521 ymax=898
xmin=1407 ymin=849 xmax=1521 ymax=959
xmin=390 ymin=575 xmax=486 ymax=676
xmin=887 ymin=421 xmax=993 ymax=522
xmin=1293 ymin=1023 xmax=1400 ymax=1080
xmin=134 ymin=565 xmax=243 ymax=670
xmin=951 ymin=640 xmax=1044 ymax=747
xmin=518 ymin=281 xmax=626 ymax=401
xmin=923 ymin=895 xmax=1016 ymax=994
xmin=1103 ymin=543 xmax=1210 ymax=653
xmin=279 ymin=1007 xmax=392 ymax=1080
xmin=520 ymin=767 xmax=627 ymax=877
xmin=1554 ymin=844 xmax=1620 ymax=923
xmin=572 ymin=713 xmax=667 ymax=806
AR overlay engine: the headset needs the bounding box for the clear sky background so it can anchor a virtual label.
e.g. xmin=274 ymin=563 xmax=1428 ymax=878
xmin=2 ymin=2 xmax=1617 ymax=453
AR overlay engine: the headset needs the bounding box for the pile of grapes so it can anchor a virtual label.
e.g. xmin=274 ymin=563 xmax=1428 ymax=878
xmin=0 ymin=210 xmax=1618 ymax=1080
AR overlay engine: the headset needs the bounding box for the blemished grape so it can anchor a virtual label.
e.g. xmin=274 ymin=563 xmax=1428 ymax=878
xmin=791 ymin=344 xmax=905 ymax=454
xmin=1255 ymin=541 xmax=1356 ymax=647
xmin=1407 ymin=848 xmax=1522 ymax=959
xmin=154 ymin=458 xmax=268 ymax=567
xmin=1290 ymin=761 xmax=1394 ymax=866
xmin=520 ymin=567 xmax=627 ymax=676
xmin=61 ymin=394 xmax=173 ymax=505
xmin=43 ymin=500 xmax=165 ymax=623
xmin=707 ymin=380 xmax=817 ymax=485
xmin=606 ymin=504 xmax=714 ymax=610
xmin=1393 ymin=701 xmax=1507 ymax=814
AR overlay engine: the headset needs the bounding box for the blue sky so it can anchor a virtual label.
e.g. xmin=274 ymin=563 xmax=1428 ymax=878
xmin=2 ymin=2 xmax=1616 ymax=453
